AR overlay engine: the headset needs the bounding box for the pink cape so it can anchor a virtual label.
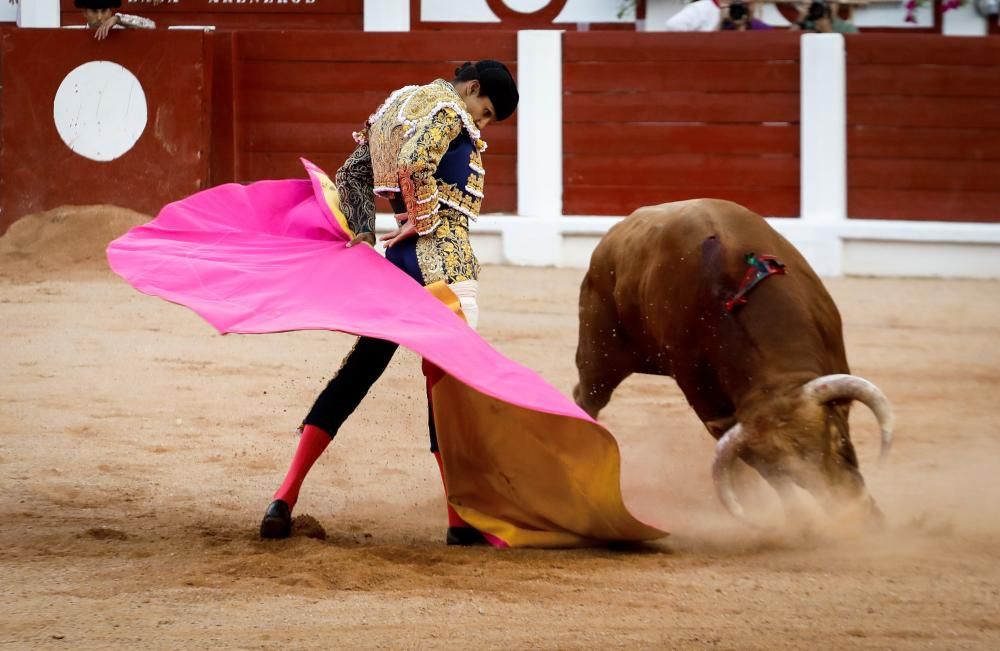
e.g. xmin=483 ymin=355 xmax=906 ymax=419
xmin=106 ymin=159 xmax=666 ymax=548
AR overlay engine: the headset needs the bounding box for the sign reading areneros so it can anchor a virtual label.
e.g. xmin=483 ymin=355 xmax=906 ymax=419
xmin=58 ymin=0 xmax=361 ymax=30
xmin=62 ymin=0 xmax=325 ymax=9
xmin=120 ymin=0 xmax=320 ymax=5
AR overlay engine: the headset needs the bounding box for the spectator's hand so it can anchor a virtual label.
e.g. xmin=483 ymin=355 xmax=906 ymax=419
xmin=380 ymin=221 xmax=418 ymax=248
xmin=94 ymin=14 xmax=119 ymax=40
xmin=346 ymin=232 xmax=375 ymax=248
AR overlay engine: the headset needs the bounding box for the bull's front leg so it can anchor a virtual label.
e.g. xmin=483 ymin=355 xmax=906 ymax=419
xmin=573 ymin=283 xmax=634 ymax=419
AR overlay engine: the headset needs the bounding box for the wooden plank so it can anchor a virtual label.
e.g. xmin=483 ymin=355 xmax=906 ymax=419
xmin=849 ymin=189 xmax=1000 ymax=222
xmin=565 ymin=154 xmax=799 ymax=188
xmin=848 ymin=95 xmax=1000 ymax=129
xmin=60 ymin=0 xmax=362 ymax=11
xmin=59 ymin=0 xmax=364 ymax=30
xmin=564 ymin=186 xmax=799 ymax=218
xmin=239 ymin=61 xmax=479 ymax=93
xmin=847 ymin=63 xmax=1000 ymax=98
xmin=564 ymin=91 xmax=799 ymax=125
xmin=241 ymin=121 xmax=358 ymax=153
xmin=563 ymin=123 xmax=798 ymax=156
xmin=238 ymin=31 xmax=516 ymax=63
xmin=243 ymin=149 xmax=518 ymax=180
xmin=481 ymin=124 xmax=517 ymax=156
xmin=848 ymin=127 xmax=1000 ymax=161
xmin=0 ymin=29 xmax=6 ymax=227
xmin=240 ymin=90 xmax=388 ymax=125
xmin=563 ymin=32 xmax=800 ymax=63
xmin=481 ymin=184 xmax=516 ymax=213
xmin=209 ymin=31 xmax=236 ymax=186
xmin=243 ymin=152 xmax=517 ymax=201
xmin=564 ymin=61 xmax=800 ymax=94
xmin=239 ymin=89 xmax=518 ymax=128
xmin=60 ymin=12 xmax=362 ymax=30
xmin=243 ymin=152 xmax=348 ymax=182
xmin=849 ymin=159 xmax=1000 ymax=192
xmin=846 ymin=34 xmax=1000 ymax=67
xmin=241 ymin=121 xmax=517 ymax=155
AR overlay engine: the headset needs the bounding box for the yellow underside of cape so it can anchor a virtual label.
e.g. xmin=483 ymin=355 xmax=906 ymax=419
xmin=431 ymin=375 xmax=666 ymax=548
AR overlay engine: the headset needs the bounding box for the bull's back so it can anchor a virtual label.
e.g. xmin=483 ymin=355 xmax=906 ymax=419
xmin=593 ymin=199 xmax=812 ymax=311
xmin=587 ymin=199 xmax=848 ymax=402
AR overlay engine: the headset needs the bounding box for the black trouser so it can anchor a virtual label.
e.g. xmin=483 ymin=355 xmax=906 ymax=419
xmin=302 ymin=236 xmax=438 ymax=450
xmin=302 ymin=336 xmax=440 ymax=452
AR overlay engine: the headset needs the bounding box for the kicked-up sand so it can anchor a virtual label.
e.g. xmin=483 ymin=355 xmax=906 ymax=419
xmin=1 ymin=206 xmax=999 ymax=649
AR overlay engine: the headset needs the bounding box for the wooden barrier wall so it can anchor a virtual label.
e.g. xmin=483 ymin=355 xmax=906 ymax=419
xmin=227 ymin=30 xmax=518 ymax=214
xmin=0 ymin=28 xmax=211 ymax=229
xmin=562 ymin=31 xmax=802 ymax=218
xmin=845 ymin=35 xmax=1000 ymax=222
xmin=59 ymin=0 xmax=363 ymax=31
xmin=4 ymin=28 xmax=999 ymax=233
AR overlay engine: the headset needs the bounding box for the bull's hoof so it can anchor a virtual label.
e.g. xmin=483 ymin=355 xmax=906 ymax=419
xmin=260 ymin=499 xmax=292 ymax=539
xmin=446 ymin=526 xmax=488 ymax=546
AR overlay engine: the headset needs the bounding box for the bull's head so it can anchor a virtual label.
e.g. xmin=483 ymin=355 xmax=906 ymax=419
xmin=712 ymin=374 xmax=894 ymax=526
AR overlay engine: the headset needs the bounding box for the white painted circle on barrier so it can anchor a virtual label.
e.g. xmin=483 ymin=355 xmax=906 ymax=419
xmin=53 ymin=61 xmax=148 ymax=162
xmin=503 ymin=0 xmax=552 ymax=11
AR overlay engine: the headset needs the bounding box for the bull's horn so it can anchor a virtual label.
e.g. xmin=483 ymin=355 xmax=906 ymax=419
xmin=712 ymin=423 xmax=755 ymax=524
xmin=802 ymin=374 xmax=895 ymax=465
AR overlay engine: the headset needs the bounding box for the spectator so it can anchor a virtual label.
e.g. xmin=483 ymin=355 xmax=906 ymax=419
xmin=789 ymin=1 xmax=859 ymax=33
xmin=664 ymin=0 xmax=721 ymax=31
xmin=74 ymin=0 xmax=156 ymax=40
xmin=665 ymin=0 xmax=772 ymax=32
xmin=719 ymin=1 xmax=773 ymax=30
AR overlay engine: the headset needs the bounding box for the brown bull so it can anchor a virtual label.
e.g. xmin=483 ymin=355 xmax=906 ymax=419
xmin=573 ymin=199 xmax=894 ymax=523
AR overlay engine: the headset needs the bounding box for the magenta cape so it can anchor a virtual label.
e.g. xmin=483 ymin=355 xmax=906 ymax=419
xmin=106 ymin=159 xmax=666 ymax=548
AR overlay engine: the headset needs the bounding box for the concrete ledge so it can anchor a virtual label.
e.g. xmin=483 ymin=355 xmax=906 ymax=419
xmin=374 ymin=214 xmax=1000 ymax=279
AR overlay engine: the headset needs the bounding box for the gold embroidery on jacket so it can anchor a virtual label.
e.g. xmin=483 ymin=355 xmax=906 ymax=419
xmin=364 ymin=80 xmax=486 ymax=234
xmin=415 ymin=209 xmax=480 ymax=284
xmin=342 ymin=79 xmax=487 ymax=284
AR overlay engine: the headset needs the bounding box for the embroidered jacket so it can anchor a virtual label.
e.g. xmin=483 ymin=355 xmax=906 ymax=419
xmin=114 ymin=14 xmax=156 ymax=29
xmin=337 ymin=79 xmax=487 ymax=238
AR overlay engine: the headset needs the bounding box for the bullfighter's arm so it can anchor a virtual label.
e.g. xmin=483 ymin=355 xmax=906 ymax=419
xmin=115 ymin=13 xmax=156 ymax=29
xmin=334 ymin=141 xmax=377 ymax=237
xmin=396 ymin=107 xmax=463 ymax=236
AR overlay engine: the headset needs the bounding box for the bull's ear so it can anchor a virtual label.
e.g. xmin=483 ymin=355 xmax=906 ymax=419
xmin=705 ymin=416 xmax=737 ymax=441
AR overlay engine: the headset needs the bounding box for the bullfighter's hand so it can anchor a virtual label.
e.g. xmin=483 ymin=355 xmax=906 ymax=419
xmin=346 ymin=232 xmax=376 ymax=248
xmin=380 ymin=221 xmax=418 ymax=248
xmin=94 ymin=15 xmax=119 ymax=40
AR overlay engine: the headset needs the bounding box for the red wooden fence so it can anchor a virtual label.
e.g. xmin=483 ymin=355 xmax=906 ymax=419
xmin=0 ymin=28 xmax=211 ymax=230
xmin=562 ymin=31 xmax=802 ymax=218
xmin=845 ymin=35 xmax=1000 ymax=222
xmin=226 ymin=30 xmax=518 ymax=213
xmin=5 ymin=28 xmax=999 ymax=232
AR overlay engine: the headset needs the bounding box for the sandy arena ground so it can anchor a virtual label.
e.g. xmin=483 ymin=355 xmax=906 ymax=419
xmin=1 ymin=206 xmax=999 ymax=649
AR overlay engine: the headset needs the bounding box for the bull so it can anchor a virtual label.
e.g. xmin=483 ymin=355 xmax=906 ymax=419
xmin=573 ymin=199 xmax=894 ymax=524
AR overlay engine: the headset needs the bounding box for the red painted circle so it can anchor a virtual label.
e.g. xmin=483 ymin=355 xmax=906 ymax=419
xmin=484 ymin=0 xmax=570 ymax=24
